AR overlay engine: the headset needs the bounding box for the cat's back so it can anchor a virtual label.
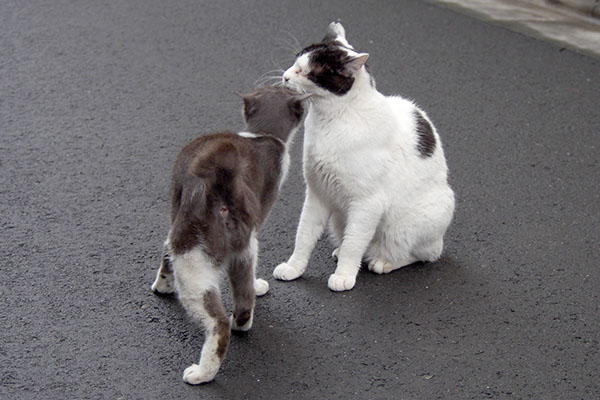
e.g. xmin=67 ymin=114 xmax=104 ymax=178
xmin=174 ymin=132 xmax=279 ymax=178
xmin=175 ymin=131 xmax=244 ymax=175
xmin=169 ymin=131 xmax=285 ymax=256
xmin=174 ymin=131 xmax=285 ymax=218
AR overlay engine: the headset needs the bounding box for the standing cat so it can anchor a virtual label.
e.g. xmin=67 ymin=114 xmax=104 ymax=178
xmin=151 ymin=86 xmax=310 ymax=384
xmin=274 ymin=22 xmax=455 ymax=291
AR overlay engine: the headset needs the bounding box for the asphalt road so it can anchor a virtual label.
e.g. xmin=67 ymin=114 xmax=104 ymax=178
xmin=1 ymin=0 xmax=599 ymax=399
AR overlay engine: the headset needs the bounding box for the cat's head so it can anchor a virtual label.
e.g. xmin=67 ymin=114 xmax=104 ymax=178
xmin=283 ymin=22 xmax=370 ymax=97
xmin=238 ymin=85 xmax=311 ymax=141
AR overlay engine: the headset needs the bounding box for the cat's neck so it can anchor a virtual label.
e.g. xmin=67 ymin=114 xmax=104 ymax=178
xmin=240 ymin=127 xmax=297 ymax=147
xmin=310 ymin=69 xmax=382 ymax=114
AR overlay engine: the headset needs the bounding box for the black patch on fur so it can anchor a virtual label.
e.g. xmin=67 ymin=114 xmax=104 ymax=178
xmin=298 ymin=43 xmax=355 ymax=96
xmin=415 ymin=111 xmax=436 ymax=158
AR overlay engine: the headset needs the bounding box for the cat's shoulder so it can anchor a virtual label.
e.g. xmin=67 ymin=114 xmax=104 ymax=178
xmin=383 ymin=94 xmax=418 ymax=113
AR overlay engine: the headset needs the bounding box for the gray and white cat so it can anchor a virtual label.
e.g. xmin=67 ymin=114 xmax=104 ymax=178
xmin=275 ymin=22 xmax=455 ymax=291
xmin=151 ymin=86 xmax=309 ymax=384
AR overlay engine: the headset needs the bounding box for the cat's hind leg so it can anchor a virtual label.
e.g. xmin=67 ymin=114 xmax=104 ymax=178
xmin=367 ymin=257 xmax=417 ymax=274
xmin=228 ymin=232 xmax=266 ymax=332
xmin=151 ymin=243 xmax=175 ymax=295
xmin=366 ymin=235 xmax=443 ymax=274
xmin=412 ymin=238 xmax=444 ymax=263
xmin=172 ymin=249 xmax=229 ymax=385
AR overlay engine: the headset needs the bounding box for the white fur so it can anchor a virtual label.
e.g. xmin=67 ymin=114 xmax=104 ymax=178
xmin=150 ymin=266 xmax=175 ymax=294
xmin=152 ymin=229 xmax=270 ymax=384
xmin=171 ymin=248 xmax=223 ymax=384
xmin=237 ymin=131 xmax=261 ymax=139
xmin=276 ymin=25 xmax=455 ymax=291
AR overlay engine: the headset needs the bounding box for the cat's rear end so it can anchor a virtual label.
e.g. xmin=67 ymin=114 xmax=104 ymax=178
xmin=170 ymin=134 xmax=266 ymax=258
xmin=150 ymin=85 xmax=308 ymax=384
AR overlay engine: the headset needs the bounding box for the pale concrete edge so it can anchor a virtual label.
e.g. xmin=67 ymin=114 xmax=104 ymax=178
xmin=424 ymin=0 xmax=600 ymax=59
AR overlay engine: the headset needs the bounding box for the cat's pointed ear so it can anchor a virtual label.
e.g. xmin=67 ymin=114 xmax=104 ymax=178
xmin=236 ymin=92 xmax=257 ymax=118
xmin=323 ymin=21 xmax=346 ymax=42
xmin=235 ymin=91 xmax=252 ymax=102
xmin=344 ymin=53 xmax=369 ymax=75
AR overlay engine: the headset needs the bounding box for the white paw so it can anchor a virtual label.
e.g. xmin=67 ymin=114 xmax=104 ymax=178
xmin=182 ymin=363 xmax=218 ymax=385
xmin=230 ymin=312 xmax=253 ymax=332
xmin=327 ymin=273 xmax=356 ymax=292
xmin=254 ymin=278 xmax=269 ymax=296
xmin=273 ymin=262 xmax=303 ymax=281
xmin=331 ymin=248 xmax=339 ymax=259
xmin=151 ymin=273 xmax=175 ymax=294
xmin=368 ymin=259 xmax=394 ymax=275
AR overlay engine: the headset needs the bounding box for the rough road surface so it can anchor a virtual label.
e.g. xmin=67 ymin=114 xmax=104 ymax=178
xmin=1 ymin=0 xmax=598 ymax=399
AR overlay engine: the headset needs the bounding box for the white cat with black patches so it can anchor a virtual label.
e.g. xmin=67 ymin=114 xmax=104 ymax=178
xmin=275 ymin=22 xmax=455 ymax=291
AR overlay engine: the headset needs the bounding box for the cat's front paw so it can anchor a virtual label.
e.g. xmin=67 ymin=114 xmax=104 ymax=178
xmin=327 ymin=273 xmax=356 ymax=292
xmin=254 ymin=278 xmax=269 ymax=296
xmin=151 ymin=273 xmax=175 ymax=295
xmin=273 ymin=262 xmax=303 ymax=281
xmin=182 ymin=363 xmax=218 ymax=385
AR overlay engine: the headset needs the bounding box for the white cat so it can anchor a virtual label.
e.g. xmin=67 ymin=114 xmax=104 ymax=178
xmin=274 ymin=22 xmax=455 ymax=291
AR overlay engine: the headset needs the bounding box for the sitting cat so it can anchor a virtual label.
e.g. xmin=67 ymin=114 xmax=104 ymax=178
xmin=151 ymin=85 xmax=310 ymax=384
xmin=274 ymin=22 xmax=455 ymax=291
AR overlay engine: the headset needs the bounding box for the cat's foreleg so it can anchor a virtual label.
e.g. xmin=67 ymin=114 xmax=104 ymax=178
xmin=274 ymin=188 xmax=330 ymax=281
xmin=172 ymin=249 xmax=229 ymax=385
xmin=151 ymin=241 xmax=175 ymax=295
xmin=329 ymin=202 xmax=383 ymax=291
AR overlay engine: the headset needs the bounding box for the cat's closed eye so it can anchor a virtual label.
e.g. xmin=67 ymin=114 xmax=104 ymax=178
xmin=295 ymin=68 xmax=307 ymax=77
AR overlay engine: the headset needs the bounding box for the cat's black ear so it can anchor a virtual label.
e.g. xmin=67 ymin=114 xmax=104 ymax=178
xmin=344 ymin=53 xmax=369 ymax=75
xmin=323 ymin=21 xmax=346 ymax=42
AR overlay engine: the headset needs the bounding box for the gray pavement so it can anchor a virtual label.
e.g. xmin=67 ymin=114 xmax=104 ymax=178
xmin=431 ymin=0 xmax=600 ymax=58
xmin=1 ymin=0 xmax=599 ymax=399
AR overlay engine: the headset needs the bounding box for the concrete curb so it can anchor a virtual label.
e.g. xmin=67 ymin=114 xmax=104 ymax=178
xmin=548 ymin=0 xmax=600 ymax=17
xmin=430 ymin=0 xmax=600 ymax=58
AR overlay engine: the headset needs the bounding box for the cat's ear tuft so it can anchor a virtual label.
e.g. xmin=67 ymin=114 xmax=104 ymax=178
xmin=344 ymin=53 xmax=369 ymax=75
xmin=323 ymin=21 xmax=346 ymax=42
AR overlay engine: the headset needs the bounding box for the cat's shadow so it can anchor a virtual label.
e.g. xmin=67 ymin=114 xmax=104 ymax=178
xmin=286 ymin=251 xmax=469 ymax=317
xmin=196 ymin=254 xmax=469 ymax=396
